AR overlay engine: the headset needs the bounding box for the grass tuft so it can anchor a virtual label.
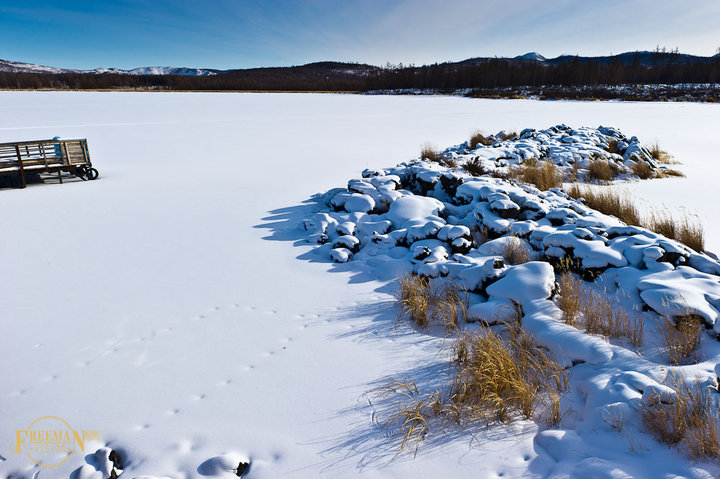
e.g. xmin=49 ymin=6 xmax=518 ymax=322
xmin=517 ymin=161 xmax=563 ymax=191
xmin=463 ymin=157 xmax=487 ymax=176
xmin=449 ymin=327 xmax=567 ymax=425
xmin=420 ymin=143 xmax=443 ymax=163
xmin=557 ymin=273 xmax=582 ymax=327
xmin=468 ymin=131 xmax=494 ymax=149
xmin=638 ymin=374 xmax=720 ymax=459
xmin=646 ymin=216 xmax=704 ymax=252
xmin=659 ymin=315 xmax=703 ymax=365
xmin=631 ymin=161 xmax=655 ymax=179
xmin=586 ymin=160 xmax=618 ymax=183
xmin=567 ymin=185 xmax=640 ymax=226
xmin=650 ymin=142 xmax=672 ymax=163
xmin=581 ymin=288 xmax=644 ymax=347
xmin=502 ymin=238 xmax=531 ymax=265
xmin=568 ymin=185 xmax=704 ymax=252
xmin=555 ymin=275 xmax=644 ymax=347
xmin=397 ymin=275 xmax=467 ymax=331
xmin=607 ymin=139 xmax=619 ymax=154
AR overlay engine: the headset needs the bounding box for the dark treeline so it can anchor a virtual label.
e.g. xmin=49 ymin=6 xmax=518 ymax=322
xmin=2 ymin=55 xmax=720 ymax=92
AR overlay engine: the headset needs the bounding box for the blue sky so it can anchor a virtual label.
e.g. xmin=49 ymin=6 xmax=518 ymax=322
xmin=1 ymin=0 xmax=719 ymax=70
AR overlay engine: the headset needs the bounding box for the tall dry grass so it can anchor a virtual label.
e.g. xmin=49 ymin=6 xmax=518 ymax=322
xmin=469 ymin=131 xmax=494 ymax=148
xmin=567 ymin=185 xmax=641 ymax=226
xmin=567 ymin=185 xmax=704 ymax=252
xmin=631 ymin=161 xmax=655 ymax=179
xmin=377 ymin=319 xmax=567 ymax=454
xmin=638 ymin=374 xmax=720 ymax=459
xmin=646 ymin=216 xmax=704 ymax=253
xmin=582 ymin=288 xmax=644 ymax=348
xmin=658 ymin=316 xmax=703 ymax=365
xmin=420 ymin=143 xmax=443 ymax=163
xmin=555 ymin=275 xmax=644 ymax=347
xmin=502 ymin=239 xmax=531 ymax=265
xmin=557 ymin=273 xmax=582 ymax=327
xmin=586 ymin=160 xmax=619 ymax=183
xmin=517 ymin=161 xmax=563 ymax=190
xmin=449 ymin=327 xmax=567 ymax=425
xmin=397 ymin=275 xmax=467 ymax=331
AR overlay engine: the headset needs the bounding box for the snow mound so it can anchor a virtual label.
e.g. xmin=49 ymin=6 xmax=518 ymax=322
xmin=291 ymin=124 xmax=720 ymax=476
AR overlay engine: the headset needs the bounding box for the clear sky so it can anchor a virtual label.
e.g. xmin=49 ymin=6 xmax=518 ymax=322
xmin=1 ymin=0 xmax=719 ymax=70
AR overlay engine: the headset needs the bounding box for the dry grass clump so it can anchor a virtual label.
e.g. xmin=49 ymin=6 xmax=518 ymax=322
xmin=657 ymin=168 xmax=685 ymax=178
xmin=650 ymin=142 xmax=672 ymax=163
xmin=557 ymin=273 xmax=582 ymax=327
xmin=607 ymin=139 xmax=619 ymax=154
xmin=567 ymin=185 xmax=641 ymax=226
xmin=568 ymin=185 xmax=705 ymax=252
xmin=397 ymin=275 xmax=467 ymax=331
xmin=433 ymin=281 xmax=467 ymax=330
xmin=518 ymin=161 xmax=563 ymax=190
xmin=638 ymin=374 xmax=720 ymax=459
xmin=449 ymin=328 xmax=568 ymax=425
xmin=463 ymin=157 xmax=487 ymax=176
xmin=581 ymin=288 xmax=644 ymax=348
xmin=468 ymin=131 xmax=494 ymax=149
xmin=398 ymin=275 xmax=431 ymax=328
xmin=502 ymin=238 xmax=531 ymax=265
xmin=659 ymin=315 xmax=703 ymax=365
xmin=378 ymin=318 xmax=567 ymax=454
xmin=420 ymin=143 xmax=443 ymax=163
xmin=555 ymin=275 xmax=644 ymax=347
xmin=586 ymin=160 xmax=619 ymax=183
xmin=498 ymin=131 xmax=517 ymax=141
xmin=631 ymin=161 xmax=655 ymax=179
xmin=646 ymin=216 xmax=704 ymax=252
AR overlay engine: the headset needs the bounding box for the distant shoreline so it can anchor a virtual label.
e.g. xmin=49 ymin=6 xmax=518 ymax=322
xmin=2 ymin=85 xmax=719 ymax=103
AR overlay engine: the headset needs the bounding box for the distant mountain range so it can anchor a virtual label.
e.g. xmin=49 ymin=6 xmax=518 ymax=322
xmin=2 ymin=51 xmax=719 ymax=77
xmin=0 ymin=59 xmax=219 ymax=76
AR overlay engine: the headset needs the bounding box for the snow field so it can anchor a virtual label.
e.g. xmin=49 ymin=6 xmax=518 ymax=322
xmin=1 ymin=92 xmax=720 ymax=478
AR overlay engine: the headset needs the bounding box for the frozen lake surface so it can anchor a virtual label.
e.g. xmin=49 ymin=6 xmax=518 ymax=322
xmin=1 ymin=92 xmax=719 ymax=478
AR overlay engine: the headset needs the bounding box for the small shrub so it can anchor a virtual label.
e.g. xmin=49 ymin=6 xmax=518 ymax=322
xmin=659 ymin=315 xmax=703 ymax=365
xmin=638 ymin=374 xmax=720 ymax=459
xmin=519 ymin=161 xmax=563 ymax=190
xmin=557 ymin=273 xmax=582 ymax=327
xmin=420 ymin=143 xmax=443 ymax=163
xmin=631 ymin=161 xmax=655 ymax=179
xmin=502 ymin=238 xmax=531 ymax=265
xmin=586 ymin=160 xmax=617 ymax=183
xmin=463 ymin=157 xmax=487 ymax=176
xmin=567 ymin=185 xmax=641 ymax=226
xmin=469 ymin=131 xmax=493 ymax=149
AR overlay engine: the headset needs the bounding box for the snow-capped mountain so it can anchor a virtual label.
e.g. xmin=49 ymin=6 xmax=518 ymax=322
xmin=515 ymin=52 xmax=547 ymax=61
xmin=0 ymin=59 xmax=219 ymax=76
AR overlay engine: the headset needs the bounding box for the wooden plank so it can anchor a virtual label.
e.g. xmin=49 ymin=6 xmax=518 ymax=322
xmin=15 ymin=145 xmax=26 ymax=188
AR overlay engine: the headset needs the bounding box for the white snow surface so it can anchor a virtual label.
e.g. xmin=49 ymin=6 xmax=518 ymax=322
xmin=2 ymin=92 xmax=720 ymax=478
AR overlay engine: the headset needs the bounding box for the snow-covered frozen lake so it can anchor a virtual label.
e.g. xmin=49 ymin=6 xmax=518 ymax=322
xmin=1 ymin=92 xmax=719 ymax=478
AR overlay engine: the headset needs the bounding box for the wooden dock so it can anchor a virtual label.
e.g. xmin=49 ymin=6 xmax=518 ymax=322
xmin=0 ymin=138 xmax=97 ymax=188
